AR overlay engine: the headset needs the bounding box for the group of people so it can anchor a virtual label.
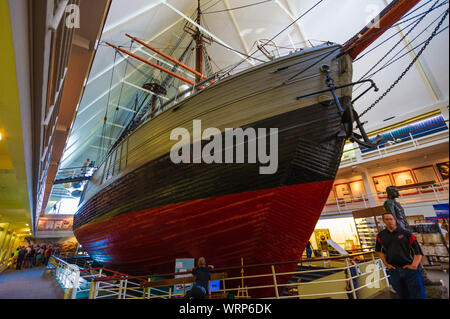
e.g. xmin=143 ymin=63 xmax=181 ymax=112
xmin=13 ymin=244 xmax=57 ymax=270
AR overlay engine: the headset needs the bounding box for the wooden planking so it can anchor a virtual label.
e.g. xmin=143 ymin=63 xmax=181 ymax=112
xmin=82 ymin=45 xmax=352 ymax=204
xmin=74 ymin=180 xmax=333 ymax=276
xmin=72 ymin=45 xmax=353 ymax=297
xmin=74 ymin=97 xmax=348 ymax=229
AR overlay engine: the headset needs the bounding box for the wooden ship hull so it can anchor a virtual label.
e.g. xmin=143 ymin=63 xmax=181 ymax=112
xmin=69 ymin=0 xmax=425 ymax=297
xmin=73 ymin=43 xmax=354 ymax=295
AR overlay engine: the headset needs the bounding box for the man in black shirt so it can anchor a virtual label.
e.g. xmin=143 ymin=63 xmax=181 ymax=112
xmin=184 ymin=257 xmax=214 ymax=299
xmin=375 ymin=212 xmax=426 ymax=299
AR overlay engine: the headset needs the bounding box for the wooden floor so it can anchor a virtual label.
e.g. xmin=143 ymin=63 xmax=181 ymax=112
xmin=0 ymin=267 xmax=64 ymax=299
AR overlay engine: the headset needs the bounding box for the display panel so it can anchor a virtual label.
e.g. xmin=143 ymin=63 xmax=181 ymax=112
xmin=37 ymin=216 xmax=74 ymax=235
xmin=372 ymin=174 xmax=393 ymax=198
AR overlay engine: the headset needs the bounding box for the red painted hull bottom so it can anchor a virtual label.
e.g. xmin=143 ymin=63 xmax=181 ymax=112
xmin=74 ymin=180 xmax=333 ymax=297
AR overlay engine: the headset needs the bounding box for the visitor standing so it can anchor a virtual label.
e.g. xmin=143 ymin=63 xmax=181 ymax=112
xmin=184 ymin=257 xmax=214 ymax=299
xmin=375 ymin=212 xmax=426 ymax=299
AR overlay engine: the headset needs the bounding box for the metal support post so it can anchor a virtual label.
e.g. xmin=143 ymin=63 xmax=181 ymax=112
xmin=345 ymin=257 xmax=357 ymax=299
xmin=271 ymin=265 xmax=279 ymax=299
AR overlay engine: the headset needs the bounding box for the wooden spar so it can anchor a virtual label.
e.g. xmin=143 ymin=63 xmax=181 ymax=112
xmin=125 ymin=33 xmax=211 ymax=83
xmin=105 ymin=42 xmax=196 ymax=86
xmin=195 ymin=0 xmax=204 ymax=84
xmin=341 ymin=0 xmax=422 ymax=59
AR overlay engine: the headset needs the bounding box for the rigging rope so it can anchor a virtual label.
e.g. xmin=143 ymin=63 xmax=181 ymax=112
xmin=361 ymin=10 xmax=449 ymax=81
xmin=203 ymin=0 xmax=273 ymax=14
xmin=216 ymin=0 xmax=325 ymax=78
xmin=359 ymin=8 xmax=449 ymax=119
xmin=342 ymin=0 xmax=448 ymax=60
xmin=109 ymin=41 xmax=134 ymax=149
xmin=97 ymin=50 xmax=118 ymax=163
xmin=202 ymin=0 xmax=222 ymax=12
xmin=354 ymin=0 xmax=449 ymax=62
xmin=355 ymin=0 xmax=441 ymax=83
xmin=368 ymin=25 xmax=448 ymax=80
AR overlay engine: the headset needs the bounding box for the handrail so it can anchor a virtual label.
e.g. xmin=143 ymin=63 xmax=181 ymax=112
xmin=57 ymin=166 xmax=97 ymax=170
xmin=108 ymin=251 xmax=377 ymax=281
xmin=369 ymin=119 xmax=448 ymax=144
xmin=326 ymin=181 xmax=449 ymax=207
xmin=0 ymin=256 xmax=16 ymax=273
xmin=343 ymin=119 xmax=448 ymax=155
xmin=87 ymin=254 xmax=389 ymax=299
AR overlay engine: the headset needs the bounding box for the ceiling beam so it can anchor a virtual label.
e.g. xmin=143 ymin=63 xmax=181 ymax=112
xmin=122 ymin=80 xmax=169 ymax=100
xmin=222 ymin=0 xmax=253 ymax=60
xmin=102 ymin=0 xmax=165 ymax=34
xmin=63 ymin=106 xmax=117 ymax=157
xmin=382 ymin=0 xmax=440 ymax=103
xmin=75 ymin=17 xmax=185 ymax=118
xmin=275 ymin=0 xmax=310 ymax=47
xmin=163 ymin=0 xmax=255 ymax=65
xmin=87 ymin=16 xmax=185 ymax=86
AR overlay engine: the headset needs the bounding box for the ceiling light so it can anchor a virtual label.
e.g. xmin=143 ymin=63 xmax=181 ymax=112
xmin=0 ymin=132 xmax=2 ymax=141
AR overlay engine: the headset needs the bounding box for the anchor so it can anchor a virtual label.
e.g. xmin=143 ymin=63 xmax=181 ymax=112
xmin=296 ymin=64 xmax=382 ymax=149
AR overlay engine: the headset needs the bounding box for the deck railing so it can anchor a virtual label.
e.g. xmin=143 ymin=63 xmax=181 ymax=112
xmin=324 ymin=181 xmax=449 ymax=214
xmin=48 ymin=255 xmax=142 ymax=299
xmin=54 ymin=166 xmax=97 ymax=183
xmin=340 ymin=119 xmax=448 ymax=167
xmin=79 ymin=251 xmax=389 ymax=299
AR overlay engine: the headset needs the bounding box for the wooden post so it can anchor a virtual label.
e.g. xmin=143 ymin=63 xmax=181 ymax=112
xmin=236 ymin=257 xmax=249 ymax=298
xmin=88 ymin=280 xmax=95 ymax=299
xmin=271 ymin=265 xmax=279 ymax=299
xmin=345 ymin=258 xmax=357 ymax=299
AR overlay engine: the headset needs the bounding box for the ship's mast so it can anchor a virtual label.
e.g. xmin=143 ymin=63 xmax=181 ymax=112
xmin=195 ymin=0 xmax=203 ymax=83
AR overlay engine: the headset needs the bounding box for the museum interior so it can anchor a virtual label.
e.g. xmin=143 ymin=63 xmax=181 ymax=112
xmin=0 ymin=0 xmax=448 ymax=301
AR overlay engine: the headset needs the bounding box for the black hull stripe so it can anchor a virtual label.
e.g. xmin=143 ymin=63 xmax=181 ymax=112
xmin=74 ymin=98 xmax=349 ymax=229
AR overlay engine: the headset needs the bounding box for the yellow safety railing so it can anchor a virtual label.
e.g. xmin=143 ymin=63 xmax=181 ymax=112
xmin=0 ymin=256 xmax=16 ymax=274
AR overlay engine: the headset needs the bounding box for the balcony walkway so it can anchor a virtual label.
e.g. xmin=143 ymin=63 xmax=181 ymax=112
xmin=323 ymin=182 xmax=449 ymax=216
xmin=0 ymin=267 xmax=64 ymax=299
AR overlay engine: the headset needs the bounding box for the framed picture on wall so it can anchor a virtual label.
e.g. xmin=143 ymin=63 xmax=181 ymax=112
xmin=372 ymin=174 xmax=393 ymax=198
xmin=413 ymin=165 xmax=439 ymax=183
xmin=413 ymin=165 xmax=439 ymax=192
xmin=349 ymin=180 xmax=366 ymax=201
xmin=334 ymin=183 xmax=352 ymax=201
xmin=392 ymin=170 xmax=418 ymax=195
xmin=392 ymin=170 xmax=416 ymax=186
xmin=436 ymin=161 xmax=449 ymax=180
